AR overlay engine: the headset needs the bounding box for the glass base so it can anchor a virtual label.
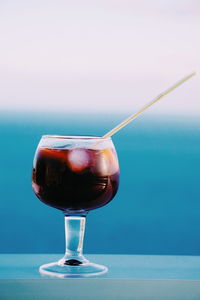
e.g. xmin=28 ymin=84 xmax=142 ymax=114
xmin=39 ymin=259 xmax=108 ymax=278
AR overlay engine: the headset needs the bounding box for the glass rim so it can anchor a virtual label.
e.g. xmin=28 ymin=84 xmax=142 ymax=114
xmin=41 ymin=135 xmax=112 ymax=141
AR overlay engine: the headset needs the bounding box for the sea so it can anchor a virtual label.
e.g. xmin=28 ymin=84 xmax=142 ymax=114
xmin=0 ymin=111 xmax=200 ymax=255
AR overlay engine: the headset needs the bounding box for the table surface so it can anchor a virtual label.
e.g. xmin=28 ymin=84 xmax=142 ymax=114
xmin=0 ymin=254 xmax=200 ymax=279
xmin=1 ymin=254 xmax=200 ymax=300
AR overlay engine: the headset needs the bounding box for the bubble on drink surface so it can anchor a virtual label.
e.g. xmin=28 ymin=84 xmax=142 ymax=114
xmin=68 ymin=149 xmax=90 ymax=172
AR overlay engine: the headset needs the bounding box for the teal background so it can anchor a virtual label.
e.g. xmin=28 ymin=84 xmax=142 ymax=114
xmin=0 ymin=111 xmax=200 ymax=255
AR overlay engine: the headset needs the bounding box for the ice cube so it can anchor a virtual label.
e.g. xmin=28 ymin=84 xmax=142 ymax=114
xmin=68 ymin=149 xmax=90 ymax=172
xmin=93 ymin=148 xmax=119 ymax=176
xmin=94 ymin=154 xmax=109 ymax=176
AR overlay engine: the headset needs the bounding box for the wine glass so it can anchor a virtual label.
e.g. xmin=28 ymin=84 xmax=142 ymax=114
xmin=32 ymin=135 xmax=120 ymax=277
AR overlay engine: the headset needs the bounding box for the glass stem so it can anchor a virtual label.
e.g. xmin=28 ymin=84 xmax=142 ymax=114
xmin=60 ymin=215 xmax=88 ymax=266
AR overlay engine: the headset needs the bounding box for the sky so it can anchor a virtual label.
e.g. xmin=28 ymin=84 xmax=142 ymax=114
xmin=0 ymin=0 xmax=199 ymax=115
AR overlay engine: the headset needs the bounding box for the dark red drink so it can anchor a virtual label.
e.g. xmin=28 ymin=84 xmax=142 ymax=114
xmin=32 ymin=147 xmax=119 ymax=212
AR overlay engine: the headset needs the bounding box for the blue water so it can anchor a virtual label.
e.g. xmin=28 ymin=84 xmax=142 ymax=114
xmin=0 ymin=111 xmax=200 ymax=255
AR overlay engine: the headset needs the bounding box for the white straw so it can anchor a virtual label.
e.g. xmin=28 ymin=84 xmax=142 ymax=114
xmin=102 ymin=72 xmax=196 ymax=139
